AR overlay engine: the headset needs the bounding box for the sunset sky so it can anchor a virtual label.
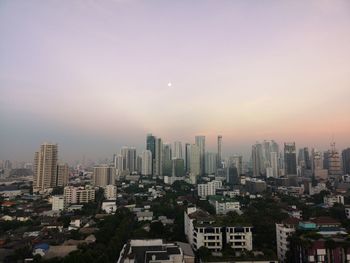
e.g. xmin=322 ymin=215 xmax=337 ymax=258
xmin=1 ymin=0 xmax=350 ymax=162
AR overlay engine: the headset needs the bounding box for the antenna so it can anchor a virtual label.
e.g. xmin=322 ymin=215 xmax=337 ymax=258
xmin=330 ymin=133 xmax=336 ymax=152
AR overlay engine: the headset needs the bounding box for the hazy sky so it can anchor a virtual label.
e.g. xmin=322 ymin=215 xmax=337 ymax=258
xmin=1 ymin=0 xmax=350 ymax=162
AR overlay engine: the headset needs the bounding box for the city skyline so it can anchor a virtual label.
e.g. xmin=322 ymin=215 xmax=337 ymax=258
xmin=1 ymin=0 xmax=350 ymax=161
xmin=1 ymin=134 xmax=348 ymax=166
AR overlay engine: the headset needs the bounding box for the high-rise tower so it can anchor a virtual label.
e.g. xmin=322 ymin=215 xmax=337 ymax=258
xmin=146 ymin=134 xmax=156 ymax=175
xmin=173 ymin=141 xmax=183 ymax=159
xmin=163 ymin=143 xmax=172 ymax=176
xmin=190 ymin=144 xmax=200 ymax=181
xmin=185 ymin=143 xmax=191 ymax=173
xmin=284 ymin=142 xmax=297 ymax=175
xmin=120 ymin=147 xmax=137 ymax=174
xmin=195 ymin=136 xmax=205 ymax=176
xmin=327 ymin=142 xmax=342 ymax=176
xmin=141 ymin=150 xmax=152 ymax=176
xmin=217 ymin=135 xmax=222 ymax=168
xmin=33 ymin=143 xmax=58 ymax=192
xmin=342 ymin=148 xmax=350 ymax=175
xmin=154 ymin=138 xmax=163 ymax=178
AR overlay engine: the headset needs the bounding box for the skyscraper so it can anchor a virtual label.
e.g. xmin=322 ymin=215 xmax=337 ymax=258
xmin=228 ymin=155 xmax=243 ymax=176
xmin=284 ymin=142 xmax=297 ymax=175
xmin=172 ymin=158 xmax=185 ymax=177
xmin=205 ymin=152 xmax=217 ymax=175
xmin=185 ymin=143 xmax=191 ymax=173
xmin=190 ymin=144 xmax=200 ymax=178
xmin=252 ymin=143 xmax=264 ymax=176
xmin=136 ymin=155 xmax=142 ymax=174
xmin=141 ymin=150 xmax=152 ymax=176
xmin=270 ymin=152 xmax=278 ymax=178
xmin=227 ymin=166 xmax=239 ymax=185
xmin=298 ymin=147 xmax=312 ymax=170
xmin=342 ymin=148 xmax=350 ymax=175
xmin=146 ymin=133 xmax=156 ymax=175
xmin=311 ymin=149 xmax=329 ymax=180
xmin=252 ymin=140 xmax=279 ymax=176
xmin=120 ymin=146 xmax=137 ymax=174
xmin=217 ymin=135 xmax=222 ymax=168
xmin=114 ymin=154 xmax=124 ymax=177
xmin=327 ymin=142 xmax=342 ymax=176
xmin=154 ymin=138 xmax=163 ymax=178
xmin=173 ymin=141 xmax=183 ymax=159
xmin=33 ymin=143 xmax=58 ymax=192
xmin=163 ymin=143 xmax=172 ymax=176
xmin=195 ymin=136 xmax=205 ymax=176
xmin=57 ymin=163 xmax=69 ymax=187
xmin=93 ymin=165 xmax=115 ymax=187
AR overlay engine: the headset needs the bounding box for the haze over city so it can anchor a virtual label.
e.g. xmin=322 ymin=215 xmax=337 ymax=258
xmin=1 ymin=0 xmax=350 ymax=161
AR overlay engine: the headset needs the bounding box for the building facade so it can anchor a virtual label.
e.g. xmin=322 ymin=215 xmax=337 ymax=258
xmin=33 ymin=143 xmax=58 ymax=192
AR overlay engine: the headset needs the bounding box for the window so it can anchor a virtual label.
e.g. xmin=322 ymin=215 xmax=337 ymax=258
xmin=235 ymin=227 xmax=244 ymax=233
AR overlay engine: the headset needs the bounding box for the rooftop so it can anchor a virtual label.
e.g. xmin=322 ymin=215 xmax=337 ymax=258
xmin=118 ymin=239 xmax=184 ymax=263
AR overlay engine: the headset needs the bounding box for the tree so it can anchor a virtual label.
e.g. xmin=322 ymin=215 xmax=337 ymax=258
xmin=51 ymin=187 xmax=64 ymax=195
xmin=197 ymin=246 xmax=211 ymax=261
xmin=150 ymin=221 xmax=165 ymax=237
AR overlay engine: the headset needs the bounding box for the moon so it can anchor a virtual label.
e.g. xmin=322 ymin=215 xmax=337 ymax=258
xmin=167 ymin=82 xmax=172 ymax=87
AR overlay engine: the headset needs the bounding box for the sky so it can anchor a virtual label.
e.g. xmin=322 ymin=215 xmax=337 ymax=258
xmin=1 ymin=0 xmax=350 ymax=163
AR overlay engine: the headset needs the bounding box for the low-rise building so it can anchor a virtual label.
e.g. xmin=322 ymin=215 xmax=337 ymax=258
xmin=136 ymin=211 xmax=153 ymax=222
xmin=102 ymin=200 xmax=117 ymax=214
xmin=117 ymin=239 xmax=194 ymax=263
xmin=64 ymin=185 xmax=95 ymax=205
xmin=104 ymin=184 xmax=117 ymax=200
xmin=245 ymin=178 xmax=266 ymax=194
xmin=52 ymin=195 xmax=64 ymax=211
xmin=184 ymin=206 xmax=252 ymax=252
xmin=284 ymin=206 xmax=302 ymax=219
xmin=289 ymin=218 xmax=348 ymax=263
xmin=197 ymin=180 xmax=222 ymax=198
xmin=276 ymin=217 xmax=299 ymax=262
xmin=208 ymin=195 xmax=241 ymax=215
xmin=323 ymin=194 xmax=344 ymax=207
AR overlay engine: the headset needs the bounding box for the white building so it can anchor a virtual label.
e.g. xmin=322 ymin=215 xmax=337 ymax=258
xmin=184 ymin=206 xmax=252 ymax=252
xmin=208 ymin=196 xmax=241 ymax=215
xmin=323 ymin=195 xmax=345 ymax=207
xmin=276 ymin=218 xmax=299 ymax=262
xmin=102 ymin=200 xmax=117 ymax=214
xmin=52 ymin=195 xmax=64 ymax=211
xmin=104 ymin=184 xmax=117 ymax=200
xmin=141 ymin=150 xmax=152 ymax=176
xmin=197 ymin=180 xmax=222 ymax=198
xmin=164 ymin=176 xmax=185 ymax=185
xmin=64 ymin=185 xmax=95 ymax=205
xmin=222 ymin=190 xmax=240 ymax=198
xmin=285 ymin=206 xmax=302 ymax=219
xmin=226 ymin=226 xmax=253 ymax=251
xmin=309 ymin=182 xmax=327 ymax=195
